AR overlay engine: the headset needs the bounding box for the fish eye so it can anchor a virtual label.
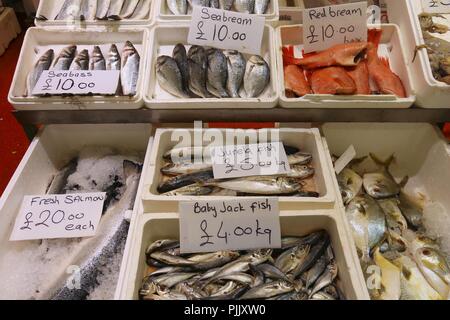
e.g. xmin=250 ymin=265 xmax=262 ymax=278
xmin=422 ymin=249 xmax=431 ymax=256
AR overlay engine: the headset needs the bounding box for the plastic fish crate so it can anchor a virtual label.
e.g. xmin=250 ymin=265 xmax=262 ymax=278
xmin=156 ymin=0 xmax=279 ymax=24
xmin=116 ymin=210 xmax=368 ymax=299
xmin=388 ymin=0 xmax=450 ymax=108
xmin=8 ymin=27 xmax=149 ymax=110
xmin=322 ymin=122 xmax=450 ymax=299
xmin=140 ymin=127 xmax=336 ymax=212
xmin=34 ymin=0 xmax=155 ymax=27
xmin=276 ymin=23 xmax=416 ymax=108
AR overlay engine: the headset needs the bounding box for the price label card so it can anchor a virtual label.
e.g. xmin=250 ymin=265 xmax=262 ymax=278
xmin=179 ymin=198 xmax=281 ymax=253
xmin=32 ymin=70 xmax=120 ymax=95
xmin=187 ymin=6 xmax=265 ymax=54
xmin=210 ymin=142 xmax=291 ymax=179
xmin=10 ymin=193 xmax=106 ymax=241
xmin=303 ymin=1 xmax=368 ymax=53
xmin=334 ymin=145 xmax=356 ymax=175
xmin=422 ymin=0 xmax=450 ymax=13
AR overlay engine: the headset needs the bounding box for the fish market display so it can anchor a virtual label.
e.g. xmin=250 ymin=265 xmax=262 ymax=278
xmin=156 ymin=44 xmax=270 ymax=99
xmin=415 ymin=13 xmax=450 ymax=85
xmin=282 ymin=29 xmax=406 ymax=98
xmin=139 ymin=231 xmax=344 ymax=300
xmin=165 ymin=0 xmax=269 ymax=15
xmin=25 ymin=42 xmax=140 ymax=96
xmin=0 ymin=147 xmax=143 ymax=300
xmin=156 ymin=144 xmax=318 ymax=197
xmin=46 ymin=0 xmax=152 ymax=21
xmin=335 ymin=152 xmax=450 ymax=300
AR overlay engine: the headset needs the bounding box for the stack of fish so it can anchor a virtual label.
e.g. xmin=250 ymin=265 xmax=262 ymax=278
xmin=46 ymin=0 xmax=152 ymax=21
xmin=336 ymin=153 xmax=450 ymax=300
xmin=26 ymin=41 xmax=140 ymax=96
xmin=166 ymin=0 xmax=270 ymax=15
xmin=156 ymin=44 xmax=270 ymax=99
xmin=416 ymin=13 xmax=450 ymax=85
xmin=282 ymin=29 xmax=406 ymax=97
xmin=139 ymin=231 xmax=344 ymax=300
xmin=156 ymin=144 xmax=319 ymax=197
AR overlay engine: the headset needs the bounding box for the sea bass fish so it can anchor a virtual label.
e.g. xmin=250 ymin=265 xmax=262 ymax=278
xmin=90 ymin=46 xmax=106 ymax=70
xmin=70 ymin=49 xmax=89 ymax=70
xmin=243 ymin=55 xmax=270 ymax=98
xmin=26 ymin=49 xmax=54 ymax=96
xmin=53 ymin=45 xmax=77 ymax=70
xmin=107 ymin=44 xmax=121 ymax=70
xmin=121 ymin=41 xmax=140 ymax=95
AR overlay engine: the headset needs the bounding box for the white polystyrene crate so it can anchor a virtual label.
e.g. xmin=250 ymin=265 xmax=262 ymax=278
xmin=156 ymin=0 xmax=279 ymax=24
xmin=387 ymin=0 xmax=450 ymax=108
xmin=0 ymin=124 xmax=152 ymax=299
xmin=276 ymin=23 xmax=416 ymax=108
xmin=322 ymin=122 xmax=450 ymax=299
xmin=118 ymin=210 xmax=367 ymax=300
xmin=144 ymin=24 xmax=278 ymax=109
xmin=141 ymin=127 xmax=336 ymax=213
xmin=8 ymin=27 xmax=148 ymax=110
xmin=35 ymin=0 xmax=155 ymax=27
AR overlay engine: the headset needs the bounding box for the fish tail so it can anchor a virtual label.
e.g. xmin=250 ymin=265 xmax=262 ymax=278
xmin=399 ymin=176 xmax=409 ymax=188
xmin=369 ymin=153 xmax=395 ymax=170
xmin=349 ymin=155 xmax=367 ymax=167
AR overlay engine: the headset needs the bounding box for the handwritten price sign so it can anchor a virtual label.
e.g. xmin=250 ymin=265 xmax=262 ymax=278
xmin=187 ymin=6 xmax=265 ymax=54
xmin=303 ymin=1 xmax=368 ymax=53
xmin=422 ymin=0 xmax=450 ymax=13
xmin=10 ymin=193 xmax=105 ymax=241
xmin=179 ymin=198 xmax=281 ymax=253
xmin=32 ymin=70 xmax=120 ymax=95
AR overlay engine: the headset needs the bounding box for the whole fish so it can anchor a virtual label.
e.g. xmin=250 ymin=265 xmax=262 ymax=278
xmin=187 ymin=251 xmax=240 ymax=270
xmin=121 ymin=41 xmax=140 ymax=96
xmin=305 ymin=253 xmax=329 ymax=289
xmin=371 ymin=248 xmax=401 ymax=300
xmin=206 ymin=176 xmax=301 ymax=195
xmin=337 ymin=168 xmax=362 ymax=205
xmin=130 ymin=0 xmax=152 ymax=19
xmin=163 ymin=185 xmax=214 ymax=196
xmin=150 ymin=251 xmax=198 ymax=267
xmin=223 ymin=50 xmax=245 ymax=98
xmin=90 ymin=46 xmax=106 ymax=70
xmin=287 ymin=151 xmax=312 ymax=165
xmin=145 ymin=239 xmax=179 ymax=256
xmin=26 ymin=49 xmax=54 ymax=95
xmin=156 ymin=56 xmax=190 ymax=98
xmin=107 ymin=0 xmax=125 ymax=19
xmin=107 ymin=44 xmax=122 ymax=94
xmin=120 ymin=0 xmax=140 ymax=18
xmin=70 ymin=49 xmax=89 ymax=70
xmin=220 ymin=0 xmax=234 ymax=10
xmin=378 ymin=198 xmax=408 ymax=232
xmin=256 ymin=263 xmax=292 ymax=283
xmin=291 ymin=233 xmax=329 ymax=278
xmin=157 ymin=170 xmax=214 ymax=193
xmin=275 ymin=244 xmax=310 ymax=275
xmin=240 ymin=280 xmax=293 ymax=299
xmin=80 ymin=0 xmax=97 ymax=20
xmin=173 ymin=44 xmax=190 ymax=94
xmin=53 ymin=46 xmax=77 ymax=70
xmin=346 ymin=195 xmax=386 ymax=261
xmin=96 ymin=0 xmax=111 ymax=19
xmin=188 ymin=46 xmax=212 ymax=98
xmin=243 ymin=55 xmax=270 ymax=98
xmin=167 ymin=0 xmax=188 ymax=15
xmin=309 ymin=261 xmax=338 ymax=298
xmin=398 ymin=192 xmax=423 ymax=230
xmin=287 ymin=165 xmax=314 ymax=179
xmin=161 ymin=161 xmax=211 ymax=175
xmin=363 ymin=154 xmax=402 ymax=199
xmin=234 ymin=0 xmax=255 ymax=13
xmin=55 ymin=0 xmax=82 ymax=20
xmin=206 ymin=49 xmax=229 ymax=98
xmin=414 ymin=247 xmax=450 ymax=298
xmin=254 ymin=0 xmax=269 ymax=14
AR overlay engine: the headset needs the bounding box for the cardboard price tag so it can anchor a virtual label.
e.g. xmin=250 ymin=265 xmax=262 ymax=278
xmin=187 ymin=6 xmax=265 ymax=54
xmin=334 ymin=145 xmax=356 ymax=175
xmin=303 ymin=1 xmax=368 ymax=53
xmin=10 ymin=193 xmax=106 ymax=241
xmin=179 ymin=198 xmax=281 ymax=253
xmin=32 ymin=70 xmax=120 ymax=95
xmin=422 ymin=0 xmax=450 ymax=13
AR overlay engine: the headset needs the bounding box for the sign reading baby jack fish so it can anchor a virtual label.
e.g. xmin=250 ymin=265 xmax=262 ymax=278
xmin=179 ymin=198 xmax=281 ymax=253
xmin=422 ymin=0 xmax=450 ymax=13
xmin=303 ymin=1 xmax=368 ymax=53
xmin=32 ymin=70 xmax=120 ymax=95
xmin=210 ymin=142 xmax=291 ymax=179
xmin=187 ymin=6 xmax=265 ymax=54
xmin=10 ymin=193 xmax=106 ymax=241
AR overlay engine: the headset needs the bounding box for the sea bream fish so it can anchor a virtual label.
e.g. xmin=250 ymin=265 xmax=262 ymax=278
xmin=235 ymin=0 xmax=255 ymax=13
xmin=220 ymin=0 xmax=234 ymax=10
xmin=55 ymin=0 xmax=83 ymax=20
xmin=223 ymin=50 xmax=245 ymax=98
xmin=70 ymin=49 xmax=89 ymax=70
xmin=188 ymin=46 xmax=212 ymax=98
xmin=173 ymin=44 xmax=191 ymax=95
xmin=52 ymin=45 xmax=77 ymax=70
xmin=243 ymin=55 xmax=270 ymax=98
xmin=206 ymin=48 xmax=229 ymax=98
xmin=90 ymin=46 xmax=106 ymax=70
xmin=121 ymin=41 xmax=140 ymax=96
xmin=26 ymin=49 xmax=54 ymax=96
xmin=156 ymin=56 xmax=190 ymax=98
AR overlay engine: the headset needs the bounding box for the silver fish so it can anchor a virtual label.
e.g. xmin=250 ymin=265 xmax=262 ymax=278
xmin=130 ymin=0 xmax=152 ymax=19
xmin=249 ymin=264 xmax=265 ymax=287
xmin=121 ymin=41 xmax=140 ymax=96
xmin=187 ymin=251 xmax=240 ymax=270
xmin=209 ymin=281 xmax=238 ymax=297
xmin=188 ymin=45 xmax=212 ymax=98
xmin=107 ymin=44 xmax=122 ymax=94
xmin=157 ymin=170 xmax=214 ymax=194
xmin=150 ymin=251 xmax=198 ymax=267
xmin=206 ymin=49 xmax=229 ymax=98
xmin=398 ymin=192 xmax=423 ymax=229
xmin=280 ymin=231 xmax=326 ymax=249
xmin=26 ymin=49 xmax=54 ymax=95
xmin=243 ymin=55 xmax=269 ymax=97
xmin=167 ymin=0 xmax=188 ymax=15
xmin=157 ymin=55 xmax=190 ymax=98
xmin=161 ymin=161 xmax=211 ymax=175
xmin=287 ymin=165 xmax=314 ymax=179
xmin=162 ymin=185 xmax=214 ymax=196
xmin=309 ymin=261 xmax=338 ymax=298
xmin=414 ymin=247 xmax=450 ymax=298
xmin=223 ymin=50 xmax=245 ymax=98
xmin=145 ymin=239 xmax=179 ymax=256
xmin=55 ymin=0 xmax=82 ymax=20
xmin=175 ymin=281 xmax=206 ymax=299
xmin=173 ymin=44 xmax=190 ymax=94
xmin=363 ymin=154 xmax=402 ymax=199
xmin=120 ymin=0 xmax=140 ymax=18
xmin=287 ymin=151 xmax=312 ymax=165
xmin=212 ymin=272 xmax=255 ymax=286
xmin=275 ymin=244 xmax=310 ymax=275
xmin=53 ymin=45 xmax=77 ymax=70
xmin=305 ymin=253 xmax=329 ymax=289
xmin=256 ymin=263 xmax=292 ymax=283
xmin=96 ymin=0 xmax=111 ymax=19
xmin=234 ymin=0 xmax=255 ymax=13
xmin=220 ymin=0 xmax=234 ymax=10
xmin=89 ymin=46 xmax=106 ymax=70
xmin=107 ymin=0 xmax=125 ymax=19
xmin=337 ymin=167 xmax=362 ymax=205
xmin=190 ymin=0 xmax=210 ymax=7
xmin=254 ymin=0 xmax=269 ymax=14
xmin=291 ymin=233 xmax=329 ymax=278
xmin=240 ymin=280 xmax=294 ymax=299
xmin=206 ymin=176 xmax=301 ymax=195
xmin=70 ymin=49 xmax=89 ymax=70
xmin=80 ymin=0 xmax=97 ymax=20
xmin=153 ymin=272 xmax=198 ymax=288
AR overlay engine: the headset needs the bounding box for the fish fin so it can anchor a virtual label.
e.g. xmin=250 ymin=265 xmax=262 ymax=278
xmin=367 ymin=28 xmax=382 ymax=49
xmin=399 ymin=176 xmax=409 ymax=188
xmin=369 ymin=153 xmax=395 ymax=170
xmin=349 ymin=155 xmax=368 ymax=167
xmin=123 ymin=160 xmax=142 ymax=178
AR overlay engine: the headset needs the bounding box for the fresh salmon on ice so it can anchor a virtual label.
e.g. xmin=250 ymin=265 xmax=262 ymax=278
xmin=346 ymin=61 xmax=371 ymax=95
xmin=284 ymin=65 xmax=311 ymax=97
xmin=310 ymin=67 xmax=356 ymax=95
